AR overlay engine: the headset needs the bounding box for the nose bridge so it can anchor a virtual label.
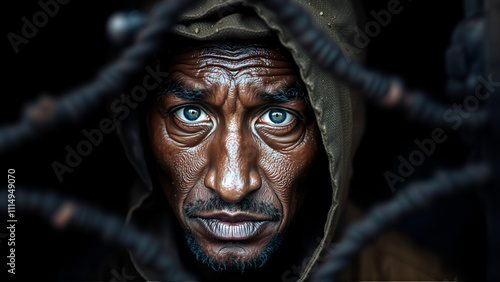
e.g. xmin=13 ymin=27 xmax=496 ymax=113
xmin=207 ymin=122 xmax=260 ymax=203
xmin=222 ymin=131 xmax=245 ymax=188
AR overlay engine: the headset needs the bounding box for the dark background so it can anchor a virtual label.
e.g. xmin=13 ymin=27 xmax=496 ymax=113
xmin=1 ymin=0 xmax=486 ymax=281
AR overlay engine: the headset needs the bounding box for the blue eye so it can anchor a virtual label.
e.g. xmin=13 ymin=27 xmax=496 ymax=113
xmin=260 ymin=109 xmax=294 ymax=125
xmin=175 ymin=106 xmax=209 ymax=123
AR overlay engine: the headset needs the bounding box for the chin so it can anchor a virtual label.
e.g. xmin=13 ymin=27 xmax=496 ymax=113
xmin=183 ymin=228 xmax=283 ymax=272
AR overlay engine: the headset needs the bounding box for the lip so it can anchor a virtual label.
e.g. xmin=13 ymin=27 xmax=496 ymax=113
xmin=193 ymin=211 xmax=275 ymax=240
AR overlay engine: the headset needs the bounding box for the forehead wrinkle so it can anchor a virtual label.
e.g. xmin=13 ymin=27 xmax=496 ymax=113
xmin=175 ymin=45 xmax=293 ymax=61
xmin=165 ymin=68 xmax=231 ymax=102
xmin=196 ymin=54 xmax=294 ymax=63
xmin=235 ymin=68 xmax=299 ymax=81
xmin=167 ymin=46 xmax=302 ymax=110
xmin=174 ymin=55 xmax=296 ymax=73
xmin=188 ymin=69 xmax=298 ymax=110
xmin=200 ymin=64 xmax=296 ymax=82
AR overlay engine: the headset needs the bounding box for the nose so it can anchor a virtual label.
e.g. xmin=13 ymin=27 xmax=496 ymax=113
xmin=204 ymin=127 xmax=261 ymax=203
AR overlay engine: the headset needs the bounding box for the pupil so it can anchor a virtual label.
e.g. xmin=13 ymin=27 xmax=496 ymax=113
xmin=184 ymin=107 xmax=200 ymax=121
xmin=269 ymin=110 xmax=286 ymax=124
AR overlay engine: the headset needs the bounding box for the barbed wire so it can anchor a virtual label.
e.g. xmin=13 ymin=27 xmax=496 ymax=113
xmin=0 ymin=0 xmax=196 ymax=154
xmin=0 ymin=0 xmax=490 ymax=155
xmin=255 ymin=0 xmax=490 ymax=131
xmin=311 ymin=162 xmax=491 ymax=281
xmin=1 ymin=0 xmax=497 ymax=281
xmin=0 ymin=187 xmax=197 ymax=281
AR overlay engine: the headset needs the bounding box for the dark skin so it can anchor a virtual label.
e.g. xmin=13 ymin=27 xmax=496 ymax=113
xmin=147 ymin=43 xmax=321 ymax=270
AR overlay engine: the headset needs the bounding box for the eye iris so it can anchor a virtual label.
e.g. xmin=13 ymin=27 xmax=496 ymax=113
xmin=184 ymin=107 xmax=200 ymax=121
xmin=269 ymin=110 xmax=286 ymax=124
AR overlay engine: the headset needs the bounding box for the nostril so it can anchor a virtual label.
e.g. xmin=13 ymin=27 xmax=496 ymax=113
xmin=210 ymin=168 xmax=261 ymax=203
xmin=249 ymin=170 xmax=261 ymax=191
xmin=204 ymin=132 xmax=261 ymax=202
xmin=204 ymin=169 xmax=217 ymax=191
xmin=218 ymin=186 xmax=247 ymax=204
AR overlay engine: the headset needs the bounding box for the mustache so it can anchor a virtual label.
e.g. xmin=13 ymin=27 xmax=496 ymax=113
xmin=184 ymin=196 xmax=281 ymax=221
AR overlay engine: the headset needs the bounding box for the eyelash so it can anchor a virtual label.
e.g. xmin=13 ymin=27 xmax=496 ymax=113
xmin=258 ymin=108 xmax=297 ymax=126
xmin=174 ymin=106 xmax=210 ymax=123
xmin=164 ymin=103 xmax=301 ymax=134
xmin=162 ymin=103 xmax=210 ymax=118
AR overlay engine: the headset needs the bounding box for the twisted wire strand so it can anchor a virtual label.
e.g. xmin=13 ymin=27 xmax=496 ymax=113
xmin=0 ymin=0 xmax=493 ymax=280
xmin=0 ymin=187 xmax=196 ymax=281
xmin=0 ymin=0 xmax=489 ymax=155
xmin=0 ymin=0 xmax=195 ymax=154
xmin=311 ymin=162 xmax=492 ymax=282
xmin=253 ymin=0 xmax=489 ymax=130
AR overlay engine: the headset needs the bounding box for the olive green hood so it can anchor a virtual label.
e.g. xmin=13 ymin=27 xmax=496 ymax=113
xmin=118 ymin=0 xmax=365 ymax=280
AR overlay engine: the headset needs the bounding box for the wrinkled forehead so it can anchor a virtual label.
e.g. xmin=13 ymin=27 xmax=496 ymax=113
xmin=165 ymin=40 xmax=301 ymax=94
xmin=170 ymin=41 xmax=294 ymax=63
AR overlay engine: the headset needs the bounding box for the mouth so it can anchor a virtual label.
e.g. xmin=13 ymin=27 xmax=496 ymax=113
xmin=193 ymin=211 xmax=277 ymax=241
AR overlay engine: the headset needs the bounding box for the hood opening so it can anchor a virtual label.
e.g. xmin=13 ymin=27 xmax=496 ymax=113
xmin=116 ymin=0 xmax=364 ymax=280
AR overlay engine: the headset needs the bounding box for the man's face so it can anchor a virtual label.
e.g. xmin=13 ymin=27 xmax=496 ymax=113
xmin=147 ymin=42 xmax=320 ymax=270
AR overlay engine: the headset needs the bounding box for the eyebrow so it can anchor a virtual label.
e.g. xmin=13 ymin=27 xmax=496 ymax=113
xmin=157 ymin=80 xmax=208 ymax=101
xmin=260 ymin=82 xmax=309 ymax=105
xmin=157 ymin=80 xmax=309 ymax=106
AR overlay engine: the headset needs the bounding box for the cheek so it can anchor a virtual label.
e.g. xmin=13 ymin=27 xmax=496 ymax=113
xmin=258 ymin=126 xmax=319 ymax=228
xmin=148 ymin=113 xmax=209 ymax=216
